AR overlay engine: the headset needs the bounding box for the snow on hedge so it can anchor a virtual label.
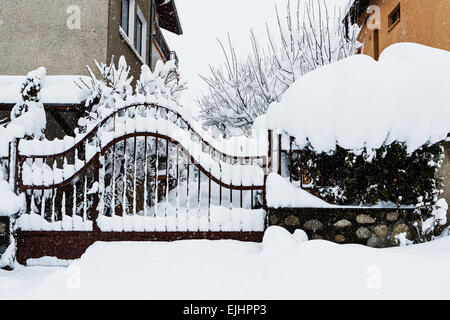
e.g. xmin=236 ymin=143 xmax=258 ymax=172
xmin=254 ymin=43 xmax=450 ymax=154
xmin=0 ymin=75 xmax=88 ymax=105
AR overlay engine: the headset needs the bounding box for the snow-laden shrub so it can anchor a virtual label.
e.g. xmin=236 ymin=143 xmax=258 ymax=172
xmin=76 ymin=56 xmax=133 ymax=130
xmin=413 ymin=197 xmax=448 ymax=242
xmin=137 ymin=60 xmax=187 ymax=102
xmin=292 ymin=142 xmax=444 ymax=207
xmin=0 ymin=67 xmax=48 ymax=269
xmin=8 ymin=67 xmax=47 ymax=140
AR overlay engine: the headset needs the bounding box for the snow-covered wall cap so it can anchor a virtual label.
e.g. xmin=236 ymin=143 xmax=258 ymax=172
xmin=254 ymin=43 xmax=450 ymax=154
xmin=0 ymin=75 xmax=90 ymax=105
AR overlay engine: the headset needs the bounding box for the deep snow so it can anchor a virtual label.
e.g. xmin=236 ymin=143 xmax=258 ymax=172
xmin=1 ymin=226 xmax=450 ymax=299
xmin=254 ymin=43 xmax=450 ymax=154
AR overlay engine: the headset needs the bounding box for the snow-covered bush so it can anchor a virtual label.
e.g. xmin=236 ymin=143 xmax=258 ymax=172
xmin=8 ymin=67 xmax=47 ymax=140
xmin=76 ymin=56 xmax=134 ymax=130
xmin=292 ymin=142 xmax=444 ymax=206
xmin=0 ymin=67 xmax=49 ymax=269
xmin=137 ymin=60 xmax=187 ymax=102
xmin=413 ymin=197 xmax=448 ymax=242
xmin=198 ymin=0 xmax=360 ymax=137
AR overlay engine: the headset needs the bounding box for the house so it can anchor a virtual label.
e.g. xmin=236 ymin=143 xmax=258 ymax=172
xmin=0 ymin=0 xmax=182 ymax=139
xmin=345 ymin=0 xmax=450 ymax=60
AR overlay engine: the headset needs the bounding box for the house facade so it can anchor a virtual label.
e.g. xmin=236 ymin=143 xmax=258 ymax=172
xmin=0 ymin=0 xmax=182 ymax=139
xmin=0 ymin=0 xmax=182 ymax=77
xmin=346 ymin=0 xmax=450 ymax=60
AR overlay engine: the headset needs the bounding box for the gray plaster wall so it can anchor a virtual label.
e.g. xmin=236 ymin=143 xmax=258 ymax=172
xmin=0 ymin=0 xmax=109 ymax=75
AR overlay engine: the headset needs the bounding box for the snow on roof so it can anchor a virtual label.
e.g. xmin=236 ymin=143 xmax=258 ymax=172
xmin=254 ymin=43 xmax=450 ymax=154
xmin=0 ymin=75 xmax=89 ymax=105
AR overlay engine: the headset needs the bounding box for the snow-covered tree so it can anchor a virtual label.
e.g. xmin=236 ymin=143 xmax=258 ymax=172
xmin=9 ymin=67 xmax=47 ymax=140
xmin=198 ymin=0 xmax=361 ymax=137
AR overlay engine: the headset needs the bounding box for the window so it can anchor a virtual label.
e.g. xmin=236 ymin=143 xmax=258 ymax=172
xmin=120 ymin=0 xmax=135 ymax=45
xmin=388 ymin=4 xmax=401 ymax=29
xmin=136 ymin=7 xmax=147 ymax=60
xmin=136 ymin=18 xmax=143 ymax=55
xmin=121 ymin=0 xmax=130 ymax=35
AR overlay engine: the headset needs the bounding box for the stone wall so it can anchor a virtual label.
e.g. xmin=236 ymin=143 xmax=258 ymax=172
xmin=268 ymin=207 xmax=437 ymax=248
xmin=0 ymin=217 xmax=10 ymax=255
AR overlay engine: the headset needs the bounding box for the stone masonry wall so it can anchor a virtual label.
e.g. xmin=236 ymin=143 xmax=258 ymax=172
xmin=268 ymin=207 xmax=433 ymax=248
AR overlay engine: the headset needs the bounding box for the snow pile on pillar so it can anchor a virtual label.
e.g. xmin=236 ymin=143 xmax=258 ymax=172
xmin=266 ymin=173 xmax=337 ymax=208
xmin=254 ymin=43 xmax=450 ymax=154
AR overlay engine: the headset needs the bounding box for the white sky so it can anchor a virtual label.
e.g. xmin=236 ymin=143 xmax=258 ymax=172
xmin=163 ymin=0 xmax=352 ymax=114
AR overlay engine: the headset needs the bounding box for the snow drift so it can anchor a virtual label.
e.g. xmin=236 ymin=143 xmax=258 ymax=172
xmin=4 ymin=226 xmax=450 ymax=299
xmin=254 ymin=43 xmax=450 ymax=154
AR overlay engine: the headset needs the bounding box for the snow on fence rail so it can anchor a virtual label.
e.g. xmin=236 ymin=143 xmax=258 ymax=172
xmin=13 ymin=103 xmax=269 ymax=233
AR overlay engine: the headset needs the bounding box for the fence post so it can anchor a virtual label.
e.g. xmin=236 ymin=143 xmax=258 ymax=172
xmin=12 ymin=138 xmax=20 ymax=194
xmin=268 ymin=130 xmax=273 ymax=173
xmin=278 ymin=134 xmax=282 ymax=176
xmin=92 ymin=156 xmax=101 ymax=233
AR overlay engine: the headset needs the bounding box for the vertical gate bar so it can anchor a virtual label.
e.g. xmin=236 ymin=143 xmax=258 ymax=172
xmin=240 ymin=189 xmax=243 ymax=208
xmin=155 ymin=136 xmax=159 ymax=216
xmin=132 ymin=136 xmax=137 ymax=216
xmin=176 ymin=145 xmax=179 ymax=222
xmin=251 ymin=155 xmax=254 ymax=209
xmin=230 ymin=187 xmax=232 ymax=210
xmin=143 ymin=136 xmax=148 ymax=216
xmin=289 ymin=138 xmax=293 ymax=183
xmin=92 ymin=155 xmax=101 ymax=232
xmin=165 ymin=138 xmax=169 ymax=222
xmin=219 ymin=184 xmax=222 ymax=206
xmin=83 ymin=176 xmax=87 ymax=223
xmin=112 ymin=144 xmax=116 ymax=217
xmin=7 ymin=141 xmax=10 ymax=183
xmin=72 ymin=184 xmax=76 ymax=227
xmin=300 ymin=151 xmax=303 ymax=188
xmin=51 ymin=155 xmax=56 ymax=222
xmin=197 ymin=167 xmax=201 ymax=206
xmin=278 ymin=134 xmax=282 ymax=176
xmin=122 ymin=138 xmax=127 ymax=217
xmin=187 ymin=156 xmax=190 ymax=212
xmin=197 ymin=167 xmax=201 ymax=226
xmin=14 ymin=138 xmax=20 ymax=194
xmin=240 ymin=158 xmax=243 ymax=208
xmin=208 ymin=173 xmax=211 ymax=211
xmin=268 ymin=130 xmax=273 ymax=173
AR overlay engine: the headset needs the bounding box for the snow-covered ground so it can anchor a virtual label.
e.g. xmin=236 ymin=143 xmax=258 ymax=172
xmin=1 ymin=226 xmax=450 ymax=300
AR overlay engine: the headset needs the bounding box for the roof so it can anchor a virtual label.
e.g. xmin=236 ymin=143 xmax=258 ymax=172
xmin=344 ymin=0 xmax=371 ymax=25
xmin=156 ymin=0 xmax=183 ymax=35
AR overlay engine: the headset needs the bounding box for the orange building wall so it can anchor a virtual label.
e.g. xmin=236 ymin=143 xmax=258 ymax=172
xmin=357 ymin=0 xmax=450 ymax=59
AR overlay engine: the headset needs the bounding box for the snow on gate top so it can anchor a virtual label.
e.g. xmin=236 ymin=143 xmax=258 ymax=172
xmin=254 ymin=43 xmax=450 ymax=154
